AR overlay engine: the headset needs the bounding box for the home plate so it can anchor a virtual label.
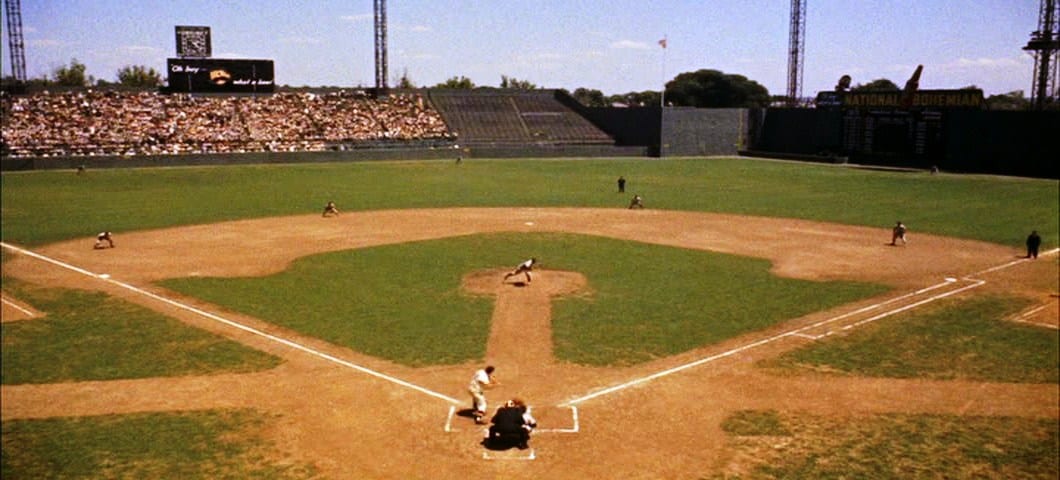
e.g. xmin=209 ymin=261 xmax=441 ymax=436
xmin=483 ymin=448 xmax=536 ymax=461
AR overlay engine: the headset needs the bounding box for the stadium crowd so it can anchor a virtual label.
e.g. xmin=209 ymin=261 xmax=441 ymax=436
xmin=0 ymin=90 xmax=453 ymax=157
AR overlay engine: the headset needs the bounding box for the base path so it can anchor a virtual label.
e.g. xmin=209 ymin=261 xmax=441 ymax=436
xmin=2 ymin=208 xmax=1056 ymax=480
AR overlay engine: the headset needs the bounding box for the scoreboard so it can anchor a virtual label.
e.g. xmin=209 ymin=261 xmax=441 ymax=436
xmin=166 ymin=58 xmax=275 ymax=93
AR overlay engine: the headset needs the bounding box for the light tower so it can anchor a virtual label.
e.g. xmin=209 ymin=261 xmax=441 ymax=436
xmin=786 ymin=0 xmax=807 ymax=106
xmin=4 ymin=0 xmax=28 ymax=84
xmin=1024 ymin=0 xmax=1059 ymax=109
xmin=374 ymin=0 xmax=388 ymax=90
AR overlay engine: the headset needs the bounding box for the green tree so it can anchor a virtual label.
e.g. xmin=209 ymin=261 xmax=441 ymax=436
xmin=664 ymin=69 xmax=770 ymax=108
xmin=985 ymin=90 xmax=1030 ymax=111
xmin=852 ymin=78 xmax=900 ymax=92
xmin=500 ymin=75 xmax=537 ymax=89
xmin=606 ymin=90 xmax=662 ymax=107
xmin=116 ymin=65 xmax=162 ymax=87
xmin=396 ymin=68 xmax=415 ymax=88
xmin=54 ymin=58 xmax=91 ymax=86
xmin=570 ymin=87 xmax=607 ymax=107
xmin=434 ymin=76 xmax=475 ymax=89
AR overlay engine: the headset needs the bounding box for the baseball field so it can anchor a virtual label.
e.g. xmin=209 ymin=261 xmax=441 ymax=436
xmin=2 ymin=156 xmax=1058 ymax=479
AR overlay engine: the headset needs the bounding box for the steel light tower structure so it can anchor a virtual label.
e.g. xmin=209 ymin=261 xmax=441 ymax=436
xmin=786 ymin=0 xmax=807 ymax=106
xmin=374 ymin=0 xmax=388 ymax=90
xmin=1024 ymin=0 xmax=1059 ymax=109
xmin=4 ymin=0 xmax=28 ymax=83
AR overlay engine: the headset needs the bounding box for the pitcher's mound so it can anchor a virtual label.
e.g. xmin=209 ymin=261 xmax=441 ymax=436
xmin=462 ymin=269 xmax=588 ymax=296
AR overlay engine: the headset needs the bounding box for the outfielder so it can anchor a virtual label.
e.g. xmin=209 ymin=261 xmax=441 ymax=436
xmin=503 ymin=258 xmax=537 ymax=284
xmin=468 ymin=365 xmax=498 ymax=424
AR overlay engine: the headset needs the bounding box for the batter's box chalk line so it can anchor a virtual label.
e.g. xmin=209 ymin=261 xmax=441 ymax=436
xmin=483 ymin=448 xmax=536 ymax=461
xmin=444 ymin=405 xmax=579 ymax=433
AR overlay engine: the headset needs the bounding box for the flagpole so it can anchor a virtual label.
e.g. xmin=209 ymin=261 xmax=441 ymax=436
xmin=659 ymin=35 xmax=667 ymax=108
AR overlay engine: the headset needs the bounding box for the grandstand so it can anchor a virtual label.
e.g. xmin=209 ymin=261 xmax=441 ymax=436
xmin=426 ymin=89 xmax=613 ymax=146
xmin=2 ymin=86 xmax=1054 ymax=178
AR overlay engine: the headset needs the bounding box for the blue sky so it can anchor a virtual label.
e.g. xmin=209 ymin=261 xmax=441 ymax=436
xmin=1 ymin=0 xmax=1042 ymax=97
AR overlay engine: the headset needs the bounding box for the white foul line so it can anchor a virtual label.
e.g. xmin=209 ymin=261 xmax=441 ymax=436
xmin=0 ymin=242 xmax=462 ymax=405
xmin=2 ymin=297 xmax=35 ymax=316
xmin=563 ymin=251 xmax=1052 ymax=406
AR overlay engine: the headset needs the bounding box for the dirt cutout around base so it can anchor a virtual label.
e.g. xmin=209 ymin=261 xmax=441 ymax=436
xmin=1 ymin=293 xmax=42 ymax=322
xmin=2 ymin=208 xmax=1057 ymax=480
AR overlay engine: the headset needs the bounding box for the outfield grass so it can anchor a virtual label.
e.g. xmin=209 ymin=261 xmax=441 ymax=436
xmin=160 ymin=232 xmax=885 ymax=366
xmin=714 ymin=410 xmax=1059 ymax=479
xmin=761 ymin=296 xmax=1060 ymax=384
xmin=1 ymin=409 xmax=318 ymax=479
xmin=1 ymin=157 xmax=1056 ymax=248
xmin=1 ymin=278 xmax=281 ymax=385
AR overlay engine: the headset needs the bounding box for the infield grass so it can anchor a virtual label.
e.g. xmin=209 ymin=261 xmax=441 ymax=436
xmin=761 ymin=295 xmax=1060 ymax=383
xmin=714 ymin=410 xmax=1059 ymax=479
xmin=2 ymin=157 xmax=1056 ymax=248
xmin=160 ymin=232 xmax=885 ymax=366
xmin=1 ymin=409 xmax=318 ymax=479
xmin=1 ymin=278 xmax=281 ymax=385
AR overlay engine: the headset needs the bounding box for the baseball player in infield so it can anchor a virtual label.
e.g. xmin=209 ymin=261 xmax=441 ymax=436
xmin=468 ymin=366 xmax=499 ymax=424
xmin=503 ymin=258 xmax=537 ymax=284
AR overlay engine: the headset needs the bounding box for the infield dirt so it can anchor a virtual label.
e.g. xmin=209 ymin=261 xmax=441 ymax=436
xmin=2 ymin=208 xmax=1057 ymax=479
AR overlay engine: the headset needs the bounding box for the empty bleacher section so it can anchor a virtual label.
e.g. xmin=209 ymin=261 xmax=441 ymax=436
xmin=426 ymin=90 xmax=613 ymax=146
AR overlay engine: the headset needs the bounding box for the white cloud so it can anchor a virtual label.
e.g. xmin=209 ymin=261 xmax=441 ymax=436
xmin=280 ymin=36 xmax=321 ymax=45
xmin=390 ymin=23 xmax=432 ymax=33
xmin=532 ymin=53 xmax=564 ymax=61
xmin=29 ymin=39 xmax=68 ymax=48
xmin=611 ymin=40 xmax=649 ymax=50
xmin=340 ymin=14 xmax=372 ymax=23
xmin=944 ymin=56 xmax=1026 ymax=69
xmin=121 ymin=45 xmax=162 ymax=54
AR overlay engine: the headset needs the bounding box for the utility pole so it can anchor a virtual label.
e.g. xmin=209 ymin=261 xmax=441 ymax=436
xmin=4 ymin=0 xmax=28 ymax=84
xmin=786 ymin=0 xmax=807 ymax=107
xmin=1024 ymin=0 xmax=1059 ymax=109
xmin=374 ymin=0 xmax=388 ymax=90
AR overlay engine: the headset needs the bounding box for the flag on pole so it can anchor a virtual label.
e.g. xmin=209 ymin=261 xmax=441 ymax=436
xmin=658 ymin=38 xmax=667 ymax=49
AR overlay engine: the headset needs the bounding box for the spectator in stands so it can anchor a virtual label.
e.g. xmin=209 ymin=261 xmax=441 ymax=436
xmin=0 ymin=90 xmax=453 ymax=159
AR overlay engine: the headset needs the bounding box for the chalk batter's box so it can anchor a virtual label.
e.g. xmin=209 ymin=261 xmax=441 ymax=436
xmin=444 ymin=405 xmax=579 ymax=433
